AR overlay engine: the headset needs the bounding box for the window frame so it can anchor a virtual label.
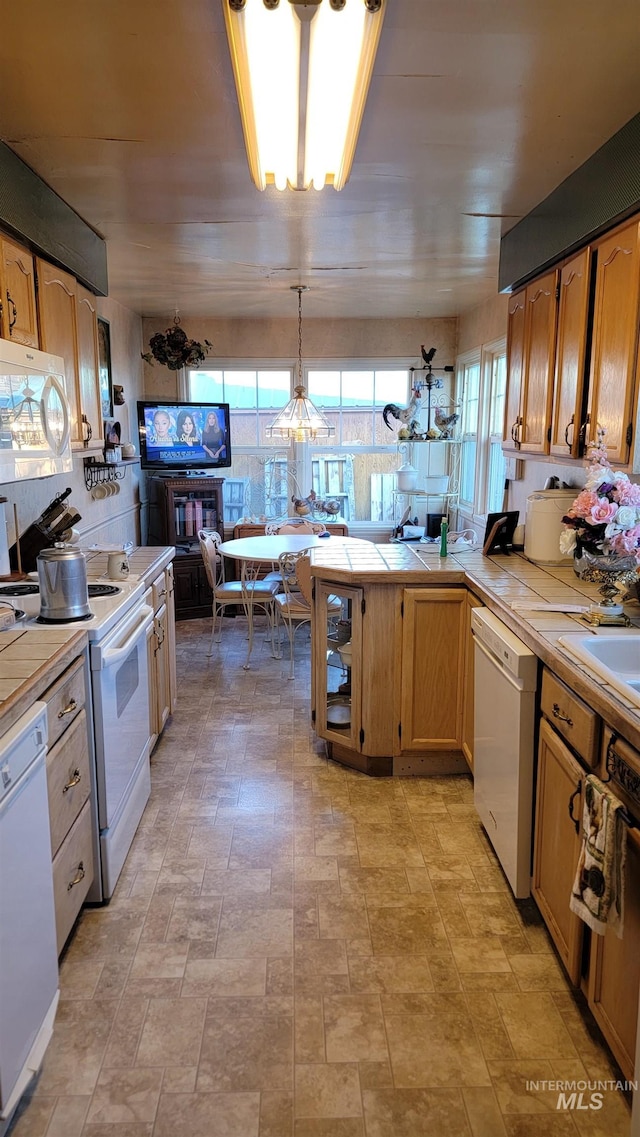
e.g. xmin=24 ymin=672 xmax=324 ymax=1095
xmin=455 ymin=337 xmax=507 ymax=528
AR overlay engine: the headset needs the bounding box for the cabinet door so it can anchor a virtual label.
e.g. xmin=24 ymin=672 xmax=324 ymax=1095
xmin=587 ymin=219 xmax=640 ymax=465
xmin=313 ymin=581 xmax=362 ymax=753
xmin=400 ymin=588 xmax=466 ymax=751
xmin=0 ymin=237 xmax=38 ymax=346
xmin=36 ymin=258 xmax=80 ymax=443
xmin=588 ymin=824 xmax=640 ymax=1080
xmin=550 ymin=248 xmax=592 ymax=459
xmin=504 ymin=288 xmax=526 ymax=447
xmin=154 ymin=602 xmax=171 ymax=735
xmin=166 ymin=564 xmax=178 ymax=713
xmin=461 ymin=593 xmax=483 ymax=771
xmin=146 ymin=610 xmax=159 ymax=752
xmin=532 ymin=718 xmax=584 ymax=984
xmin=75 ymin=283 xmax=103 ymax=449
xmin=519 ymin=269 xmax=559 ymax=454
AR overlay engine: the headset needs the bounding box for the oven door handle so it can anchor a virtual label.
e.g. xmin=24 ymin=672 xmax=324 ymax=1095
xmin=100 ymin=605 xmax=154 ymax=667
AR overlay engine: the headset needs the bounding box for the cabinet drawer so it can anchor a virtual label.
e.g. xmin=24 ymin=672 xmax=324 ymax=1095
xmin=151 ymin=570 xmax=168 ymax=612
xmin=541 ymin=669 xmax=600 ymax=767
xmin=46 ymin=709 xmax=91 ymax=856
xmin=52 ymin=798 xmax=94 ymax=954
xmin=44 ymin=655 xmax=86 ymax=748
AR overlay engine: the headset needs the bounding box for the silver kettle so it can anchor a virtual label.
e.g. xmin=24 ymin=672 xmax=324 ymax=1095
xmin=37 ymin=544 xmax=90 ymax=621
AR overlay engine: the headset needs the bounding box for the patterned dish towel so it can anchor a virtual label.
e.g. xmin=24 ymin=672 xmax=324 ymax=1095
xmin=570 ymin=774 xmax=627 ymax=937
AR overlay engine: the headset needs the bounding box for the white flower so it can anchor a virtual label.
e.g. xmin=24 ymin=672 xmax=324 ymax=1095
xmin=559 ymin=528 xmax=577 ymax=555
xmin=585 ymin=466 xmax=615 ymax=491
xmin=614 ymin=506 xmax=638 ymax=529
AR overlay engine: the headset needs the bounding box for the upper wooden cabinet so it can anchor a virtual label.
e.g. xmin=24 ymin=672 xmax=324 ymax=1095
xmin=586 ymin=218 xmax=640 ymax=466
xmin=75 ymin=284 xmax=104 ymax=449
xmin=36 ymin=258 xmax=103 ymax=449
xmin=0 ymin=237 xmax=39 ymax=347
xmin=503 ymin=269 xmax=558 ymax=454
xmin=549 ymin=248 xmax=592 ymax=459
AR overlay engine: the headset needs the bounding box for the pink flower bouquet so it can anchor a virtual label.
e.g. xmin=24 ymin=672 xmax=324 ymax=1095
xmin=560 ymin=430 xmax=640 ymax=562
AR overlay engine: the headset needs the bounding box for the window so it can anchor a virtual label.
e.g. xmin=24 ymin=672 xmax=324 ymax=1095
xmin=187 ymin=363 xmax=414 ymax=527
xmin=187 ymin=367 xmax=293 ymax=523
xmin=455 ymin=339 xmax=507 ymax=523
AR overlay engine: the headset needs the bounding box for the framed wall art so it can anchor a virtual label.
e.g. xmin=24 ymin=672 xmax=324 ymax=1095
xmin=97 ymin=316 xmax=113 ymax=420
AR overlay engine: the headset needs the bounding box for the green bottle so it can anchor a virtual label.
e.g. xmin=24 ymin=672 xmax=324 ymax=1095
xmin=439 ymin=516 xmax=448 ymax=557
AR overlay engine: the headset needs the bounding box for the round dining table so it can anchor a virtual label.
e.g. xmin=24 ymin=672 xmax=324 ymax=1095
xmin=218 ymin=533 xmax=372 ymax=668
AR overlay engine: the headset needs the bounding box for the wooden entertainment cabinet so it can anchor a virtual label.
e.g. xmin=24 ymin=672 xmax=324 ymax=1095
xmin=147 ymin=475 xmax=224 ymax=620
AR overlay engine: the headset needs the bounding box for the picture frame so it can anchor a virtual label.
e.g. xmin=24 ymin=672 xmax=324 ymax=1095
xmin=97 ymin=316 xmax=113 ymax=420
xmin=482 ymin=510 xmax=519 ymax=556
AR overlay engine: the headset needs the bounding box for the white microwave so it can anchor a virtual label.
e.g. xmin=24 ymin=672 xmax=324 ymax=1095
xmin=0 ymin=340 xmax=72 ymax=482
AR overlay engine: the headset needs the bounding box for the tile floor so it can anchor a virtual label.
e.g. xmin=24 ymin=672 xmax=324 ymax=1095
xmin=9 ymin=616 xmax=633 ymax=1136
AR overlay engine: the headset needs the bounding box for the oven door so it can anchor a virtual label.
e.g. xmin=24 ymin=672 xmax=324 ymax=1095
xmin=91 ymin=603 xmax=153 ymax=830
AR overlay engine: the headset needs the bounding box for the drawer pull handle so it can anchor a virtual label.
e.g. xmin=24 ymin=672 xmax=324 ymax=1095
xmin=58 ymin=698 xmax=78 ymax=719
xmin=568 ymin=781 xmax=582 ymax=834
xmin=553 ymin=703 xmax=573 ymax=727
xmin=67 ymin=861 xmax=85 ymax=891
xmin=62 ymin=769 xmax=81 ymax=794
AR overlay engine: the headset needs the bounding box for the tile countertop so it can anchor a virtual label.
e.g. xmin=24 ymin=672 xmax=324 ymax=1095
xmin=310 ymin=543 xmax=640 ymax=752
xmin=83 ymin=545 xmax=175 ymax=586
xmin=0 ymin=627 xmax=88 ymax=736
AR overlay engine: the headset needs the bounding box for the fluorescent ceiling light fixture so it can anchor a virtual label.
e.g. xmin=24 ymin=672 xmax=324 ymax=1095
xmin=267 ymin=287 xmax=335 ymax=441
xmin=223 ymin=0 xmax=386 ymax=191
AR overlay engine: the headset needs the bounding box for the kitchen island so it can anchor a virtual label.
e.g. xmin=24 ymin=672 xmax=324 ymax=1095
xmin=310 ymin=541 xmax=640 ymax=771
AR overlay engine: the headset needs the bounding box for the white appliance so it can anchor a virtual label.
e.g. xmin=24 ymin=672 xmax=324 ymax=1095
xmin=472 ymin=608 xmax=538 ymax=898
xmin=0 ymin=702 xmax=59 ymax=1134
xmin=524 ymin=489 xmax=575 ymax=564
xmin=0 ymin=341 xmax=72 ymax=481
xmin=0 ymin=577 xmax=153 ymax=899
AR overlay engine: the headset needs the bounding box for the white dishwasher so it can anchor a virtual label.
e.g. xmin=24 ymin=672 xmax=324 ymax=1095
xmin=472 ymin=608 xmax=538 ymax=899
xmin=0 ymin=702 xmax=59 ymax=1134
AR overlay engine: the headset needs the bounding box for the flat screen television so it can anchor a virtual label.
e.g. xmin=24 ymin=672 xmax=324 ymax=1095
xmin=137 ymin=400 xmax=231 ymax=472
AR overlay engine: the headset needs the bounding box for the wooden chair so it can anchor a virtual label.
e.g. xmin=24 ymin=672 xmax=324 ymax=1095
xmin=275 ymin=550 xmax=340 ymax=679
xmin=198 ymin=530 xmax=279 ymax=668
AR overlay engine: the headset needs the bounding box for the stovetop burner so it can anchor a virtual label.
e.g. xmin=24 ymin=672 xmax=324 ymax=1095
xmin=88 ymin=584 xmax=120 ymax=598
xmin=0 ymin=583 xmax=120 ymax=598
xmin=35 ymin=612 xmax=94 ymax=624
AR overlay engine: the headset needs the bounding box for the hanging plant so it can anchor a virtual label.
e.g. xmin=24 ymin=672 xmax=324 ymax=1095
xmin=141 ymin=313 xmax=212 ymax=371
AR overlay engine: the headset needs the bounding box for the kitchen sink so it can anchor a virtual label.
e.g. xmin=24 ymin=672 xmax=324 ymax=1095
xmin=558 ymin=633 xmax=640 ymax=708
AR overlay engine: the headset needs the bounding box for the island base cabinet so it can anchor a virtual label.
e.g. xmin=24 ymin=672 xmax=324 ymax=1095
xmin=587 ymin=823 xmax=640 ymax=1081
xmin=400 ymin=588 xmax=466 ymax=754
xmin=532 ymin=717 xmax=585 ymax=985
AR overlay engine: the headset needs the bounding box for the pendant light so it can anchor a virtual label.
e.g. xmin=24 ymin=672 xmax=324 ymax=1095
xmin=267 ymin=287 xmax=334 ymax=441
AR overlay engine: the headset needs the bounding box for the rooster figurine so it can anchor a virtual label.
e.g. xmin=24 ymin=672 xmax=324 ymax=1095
xmin=382 ymin=386 xmax=422 ymax=431
xmin=434 ymin=406 xmax=460 ymax=439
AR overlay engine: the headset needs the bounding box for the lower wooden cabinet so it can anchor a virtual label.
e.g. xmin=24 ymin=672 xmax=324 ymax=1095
xmin=42 ymin=653 xmax=94 ymax=954
xmin=147 ymin=564 xmax=177 ymax=748
xmin=51 ymin=799 xmax=93 ymax=955
xmin=173 ymin=553 xmax=212 ymax=619
xmin=400 ymin=588 xmax=466 ymax=752
xmin=532 ymin=716 xmax=585 ymax=984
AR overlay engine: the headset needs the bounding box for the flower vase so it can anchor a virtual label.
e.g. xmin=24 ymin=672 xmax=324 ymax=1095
xmin=573 ymin=549 xmax=638 ymax=621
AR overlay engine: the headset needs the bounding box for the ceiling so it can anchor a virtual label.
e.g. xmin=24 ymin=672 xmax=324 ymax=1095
xmin=1 ymin=1 xmax=639 ymax=321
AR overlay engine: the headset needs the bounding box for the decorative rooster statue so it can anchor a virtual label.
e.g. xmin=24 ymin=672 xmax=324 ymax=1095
xmin=434 ymin=406 xmax=460 ymax=438
xmin=382 ymin=386 xmax=422 ymax=431
xmin=291 ymin=490 xmax=340 ymax=517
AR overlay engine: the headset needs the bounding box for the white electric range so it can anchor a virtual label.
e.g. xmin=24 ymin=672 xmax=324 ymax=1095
xmin=0 ymin=579 xmax=154 ymax=900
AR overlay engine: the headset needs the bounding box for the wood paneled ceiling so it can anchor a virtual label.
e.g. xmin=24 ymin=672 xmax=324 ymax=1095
xmin=0 ymin=1 xmax=638 ymax=320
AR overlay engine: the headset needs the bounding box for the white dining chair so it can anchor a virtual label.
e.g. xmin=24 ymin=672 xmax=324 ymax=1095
xmin=198 ymin=529 xmax=280 ymax=668
xmin=275 ymin=549 xmax=341 ymax=679
xmin=262 ymin=518 xmax=327 ymax=587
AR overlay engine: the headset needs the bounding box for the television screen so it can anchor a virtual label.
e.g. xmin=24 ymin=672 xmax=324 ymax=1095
xmin=137 ymin=401 xmax=231 ymax=471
